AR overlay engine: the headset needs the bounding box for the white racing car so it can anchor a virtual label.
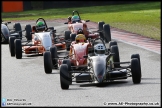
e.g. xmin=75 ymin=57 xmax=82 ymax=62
xmin=60 ymin=38 xmax=141 ymax=89
xmin=9 ymin=18 xmax=66 ymax=59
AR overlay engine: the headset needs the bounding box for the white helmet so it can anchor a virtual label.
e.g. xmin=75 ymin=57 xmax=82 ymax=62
xmin=94 ymin=43 xmax=106 ymax=55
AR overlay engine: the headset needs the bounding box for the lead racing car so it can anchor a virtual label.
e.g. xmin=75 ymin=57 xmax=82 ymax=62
xmin=64 ymin=10 xmax=111 ymax=51
xmin=59 ymin=38 xmax=141 ymax=89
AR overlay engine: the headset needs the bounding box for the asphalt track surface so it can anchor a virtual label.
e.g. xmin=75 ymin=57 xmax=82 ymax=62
xmin=1 ymin=20 xmax=161 ymax=107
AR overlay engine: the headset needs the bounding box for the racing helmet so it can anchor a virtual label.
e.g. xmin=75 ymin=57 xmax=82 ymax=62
xmin=71 ymin=15 xmax=80 ymax=23
xmin=36 ymin=21 xmax=46 ymax=31
xmin=94 ymin=43 xmax=106 ymax=55
xmin=77 ymin=28 xmax=84 ymax=34
xmin=75 ymin=34 xmax=86 ymax=43
xmin=68 ymin=16 xmax=71 ymax=21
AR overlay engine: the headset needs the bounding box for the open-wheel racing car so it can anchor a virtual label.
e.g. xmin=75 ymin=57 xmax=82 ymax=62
xmin=1 ymin=20 xmax=22 ymax=44
xmin=43 ymin=33 xmax=93 ymax=73
xmin=59 ymin=37 xmax=141 ymax=89
xmin=64 ymin=10 xmax=111 ymax=51
xmin=9 ymin=18 xmax=66 ymax=59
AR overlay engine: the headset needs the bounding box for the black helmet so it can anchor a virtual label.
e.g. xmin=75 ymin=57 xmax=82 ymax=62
xmin=77 ymin=28 xmax=83 ymax=34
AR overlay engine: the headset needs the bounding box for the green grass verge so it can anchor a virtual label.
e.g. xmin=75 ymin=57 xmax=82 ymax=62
xmin=2 ymin=2 xmax=160 ymax=40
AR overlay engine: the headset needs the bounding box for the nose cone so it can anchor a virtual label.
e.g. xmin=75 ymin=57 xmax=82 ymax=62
xmin=96 ymin=67 xmax=105 ymax=83
xmin=93 ymin=64 xmax=105 ymax=83
xmin=44 ymin=46 xmax=50 ymax=51
xmin=42 ymin=37 xmax=52 ymax=51
xmin=91 ymin=56 xmax=107 ymax=83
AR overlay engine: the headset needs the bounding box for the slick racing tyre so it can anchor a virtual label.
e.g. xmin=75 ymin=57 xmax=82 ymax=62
xmin=64 ymin=31 xmax=71 ymax=51
xmin=70 ymin=33 xmax=76 ymax=41
xmin=64 ymin=31 xmax=71 ymax=40
xmin=98 ymin=21 xmax=105 ymax=31
xmin=131 ymin=54 xmax=142 ymax=77
xmin=50 ymin=46 xmax=58 ymax=69
xmin=15 ymin=39 xmax=22 ymax=59
xmin=9 ymin=36 xmax=16 ymax=57
xmin=44 ymin=51 xmax=52 ymax=74
xmin=25 ymin=24 xmax=32 ymax=41
xmin=110 ymin=45 xmax=120 ymax=68
xmin=62 ymin=59 xmax=72 ymax=85
xmin=13 ymin=23 xmax=22 ymax=39
xmin=60 ymin=64 xmax=70 ymax=89
xmin=109 ymin=41 xmax=117 ymax=49
xmin=131 ymin=58 xmax=141 ymax=84
xmin=98 ymin=21 xmax=105 ymax=40
xmin=103 ymin=24 xmax=111 ymax=43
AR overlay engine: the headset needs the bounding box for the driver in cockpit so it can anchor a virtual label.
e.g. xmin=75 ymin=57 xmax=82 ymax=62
xmin=67 ymin=15 xmax=81 ymax=24
xmin=32 ymin=21 xmax=46 ymax=33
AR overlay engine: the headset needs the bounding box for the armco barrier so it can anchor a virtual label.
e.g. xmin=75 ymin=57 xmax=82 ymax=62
xmin=2 ymin=1 xmax=23 ymax=12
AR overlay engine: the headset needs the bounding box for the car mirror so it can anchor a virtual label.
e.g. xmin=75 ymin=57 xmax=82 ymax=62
xmin=52 ymin=29 xmax=56 ymax=33
xmin=48 ymin=27 xmax=54 ymax=30
xmin=105 ymin=52 xmax=109 ymax=55
xmin=83 ymin=55 xmax=88 ymax=58
xmin=110 ymin=53 xmax=115 ymax=56
xmin=30 ymin=32 xmax=34 ymax=34
xmin=86 ymin=20 xmax=90 ymax=22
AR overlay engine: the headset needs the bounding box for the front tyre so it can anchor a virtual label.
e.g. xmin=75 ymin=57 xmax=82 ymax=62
xmin=9 ymin=36 xmax=16 ymax=57
xmin=62 ymin=59 xmax=72 ymax=85
xmin=60 ymin=64 xmax=70 ymax=89
xmin=15 ymin=39 xmax=22 ymax=59
xmin=131 ymin=54 xmax=141 ymax=77
xmin=44 ymin=51 xmax=52 ymax=74
xmin=131 ymin=58 xmax=141 ymax=84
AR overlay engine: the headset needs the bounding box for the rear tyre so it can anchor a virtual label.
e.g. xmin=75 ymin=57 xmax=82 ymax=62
xmin=98 ymin=21 xmax=105 ymax=40
xmin=131 ymin=58 xmax=141 ymax=84
xmin=25 ymin=24 xmax=32 ymax=41
xmin=64 ymin=31 xmax=71 ymax=40
xmin=109 ymin=41 xmax=117 ymax=49
xmin=103 ymin=24 xmax=111 ymax=43
xmin=70 ymin=33 xmax=76 ymax=41
xmin=15 ymin=39 xmax=22 ymax=59
xmin=9 ymin=36 xmax=16 ymax=57
xmin=110 ymin=45 xmax=120 ymax=68
xmin=13 ymin=23 xmax=22 ymax=39
xmin=50 ymin=46 xmax=58 ymax=69
xmin=98 ymin=21 xmax=105 ymax=31
xmin=60 ymin=64 xmax=69 ymax=89
xmin=88 ymin=47 xmax=95 ymax=56
xmin=64 ymin=31 xmax=71 ymax=51
xmin=44 ymin=51 xmax=52 ymax=74
xmin=62 ymin=59 xmax=72 ymax=84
